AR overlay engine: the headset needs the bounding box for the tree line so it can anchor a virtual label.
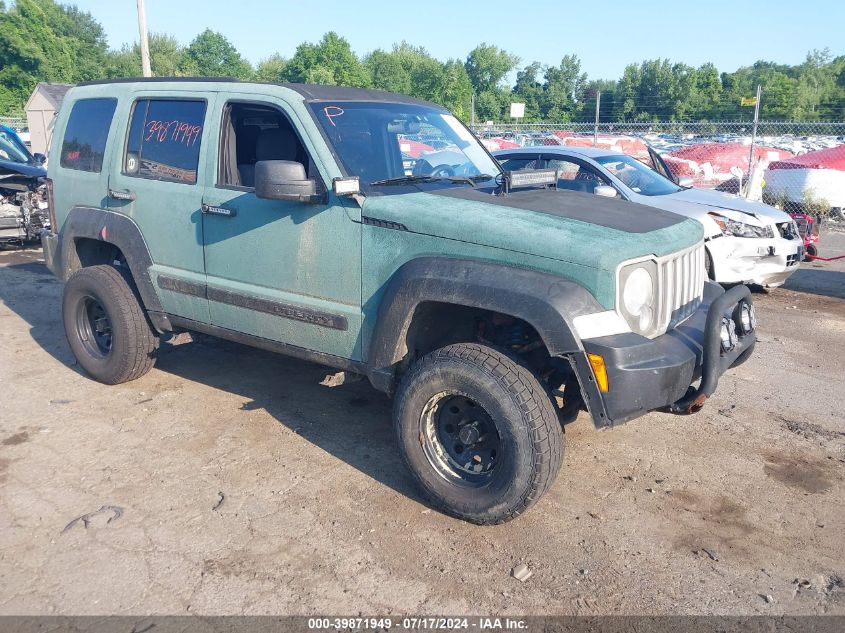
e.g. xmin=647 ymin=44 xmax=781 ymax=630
xmin=1 ymin=0 xmax=843 ymax=122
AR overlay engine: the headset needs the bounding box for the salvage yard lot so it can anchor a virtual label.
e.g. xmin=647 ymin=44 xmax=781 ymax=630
xmin=1 ymin=236 xmax=844 ymax=615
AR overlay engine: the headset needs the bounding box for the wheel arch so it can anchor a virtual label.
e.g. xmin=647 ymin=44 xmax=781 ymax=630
xmin=366 ymin=257 xmax=602 ymax=393
xmin=58 ymin=206 xmax=171 ymax=332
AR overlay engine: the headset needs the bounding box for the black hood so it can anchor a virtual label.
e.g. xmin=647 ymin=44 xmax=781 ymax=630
xmin=430 ymin=186 xmax=685 ymax=234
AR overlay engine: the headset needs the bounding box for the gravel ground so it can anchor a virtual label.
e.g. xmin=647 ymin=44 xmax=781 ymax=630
xmin=0 ymin=234 xmax=843 ymax=616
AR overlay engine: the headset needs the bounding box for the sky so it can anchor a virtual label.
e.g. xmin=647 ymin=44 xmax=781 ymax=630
xmin=67 ymin=0 xmax=844 ymax=79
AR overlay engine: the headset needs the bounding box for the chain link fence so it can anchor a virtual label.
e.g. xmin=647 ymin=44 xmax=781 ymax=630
xmin=469 ymin=120 xmax=845 ymax=221
xmin=0 ymin=116 xmax=27 ymax=130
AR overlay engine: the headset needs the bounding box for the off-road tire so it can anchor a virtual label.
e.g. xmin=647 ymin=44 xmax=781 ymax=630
xmin=393 ymin=343 xmax=564 ymax=524
xmin=62 ymin=265 xmax=159 ymax=384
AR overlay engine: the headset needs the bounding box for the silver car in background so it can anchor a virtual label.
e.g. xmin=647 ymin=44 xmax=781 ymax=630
xmin=493 ymin=146 xmax=803 ymax=287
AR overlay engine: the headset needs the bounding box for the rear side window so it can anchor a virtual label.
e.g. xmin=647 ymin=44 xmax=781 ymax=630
xmin=124 ymin=99 xmax=206 ymax=184
xmin=60 ymin=98 xmax=118 ymax=172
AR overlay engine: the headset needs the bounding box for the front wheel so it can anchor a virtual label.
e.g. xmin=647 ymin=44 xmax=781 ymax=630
xmin=393 ymin=343 xmax=564 ymax=524
xmin=62 ymin=265 xmax=159 ymax=384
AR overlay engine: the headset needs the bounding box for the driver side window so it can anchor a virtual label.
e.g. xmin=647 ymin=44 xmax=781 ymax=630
xmin=497 ymin=156 xmax=541 ymax=172
xmin=217 ymin=101 xmax=314 ymax=190
xmin=544 ymin=157 xmax=609 ymax=194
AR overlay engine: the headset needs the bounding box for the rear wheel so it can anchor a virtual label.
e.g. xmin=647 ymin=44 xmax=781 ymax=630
xmin=393 ymin=343 xmax=564 ymax=524
xmin=704 ymin=247 xmax=714 ymax=280
xmin=62 ymin=265 xmax=159 ymax=384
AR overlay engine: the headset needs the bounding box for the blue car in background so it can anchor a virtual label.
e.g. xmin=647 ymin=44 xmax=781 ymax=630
xmin=0 ymin=124 xmax=49 ymax=243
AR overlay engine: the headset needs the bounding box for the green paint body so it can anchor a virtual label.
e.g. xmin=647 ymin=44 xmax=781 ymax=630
xmin=50 ymin=81 xmax=702 ymax=363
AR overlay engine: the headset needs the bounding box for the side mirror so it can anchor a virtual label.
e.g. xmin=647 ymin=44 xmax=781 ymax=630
xmin=255 ymin=160 xmax=321 ymax=203
xmin=594 ymin=185 xmax=618 ymax=198
xmin=678 ymin=176 xmax=694 ymax=188
xmin=33 ymin=153 xmax=46 ymax=164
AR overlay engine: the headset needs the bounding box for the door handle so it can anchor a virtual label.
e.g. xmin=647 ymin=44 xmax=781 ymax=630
xmin=108 ymin=189 xmax=136 ymax=201
xmin=201 ymin=203 xmax=236 ymax=217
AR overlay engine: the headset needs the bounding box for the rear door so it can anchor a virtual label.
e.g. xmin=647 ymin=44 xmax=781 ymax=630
xmin=107 ymin=93 xmax=211 ymax=323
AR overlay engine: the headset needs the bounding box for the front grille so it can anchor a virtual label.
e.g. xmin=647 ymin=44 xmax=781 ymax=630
xmin=658 ymin=242 xmax=706 ymax=332
xmin=786 ymin=252 xmax=800 ymax=267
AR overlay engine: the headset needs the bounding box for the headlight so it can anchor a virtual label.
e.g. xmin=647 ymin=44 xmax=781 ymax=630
xmin=618 ymin=262 xmax=657 ymax=336
xmin=708 ymin=212 xmax=774 ymax=238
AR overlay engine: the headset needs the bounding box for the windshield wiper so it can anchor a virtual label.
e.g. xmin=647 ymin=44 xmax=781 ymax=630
xmin=369 ymin=173 xmax=497 ymax=188
xmin=444 ymin=176 xmax=477 ymax=187
xmin=369 ymin=175 xmax=441 ymax=187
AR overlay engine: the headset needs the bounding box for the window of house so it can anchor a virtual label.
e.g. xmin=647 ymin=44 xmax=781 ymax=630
xmin=60 ymin=98 xmax=118 ymax=172
xmin=124 ymin=99 xmax=206 ymax=184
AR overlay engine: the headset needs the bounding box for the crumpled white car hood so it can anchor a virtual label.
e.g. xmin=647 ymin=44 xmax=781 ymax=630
xmin=668 ymin=187 xmax=791 ymax=223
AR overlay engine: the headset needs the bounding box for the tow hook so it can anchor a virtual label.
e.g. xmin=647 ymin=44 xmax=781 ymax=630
xmin=667 ymin=284 xmax=753 ymax=417
xmin=668 ymin=388 xmax=708 ymax=415
xmin=687 ymin=393 xmax=708 ymax=414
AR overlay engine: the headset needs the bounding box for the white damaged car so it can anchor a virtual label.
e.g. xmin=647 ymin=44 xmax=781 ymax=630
xmin=494 ymin=146 xmax=803 ymax=287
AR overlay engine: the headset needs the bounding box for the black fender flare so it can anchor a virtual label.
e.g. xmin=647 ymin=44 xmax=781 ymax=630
xmin=58 ymin=206 xmax=171 ymax=332
xmin=366 ymin=257 xmax=604 ymax=391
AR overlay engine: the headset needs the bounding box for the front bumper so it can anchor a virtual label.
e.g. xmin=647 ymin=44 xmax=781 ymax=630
xmin=578 ymin=282 xmax=755 ymax=426
xmin=708 ymin=235 xmax=802 ymax=287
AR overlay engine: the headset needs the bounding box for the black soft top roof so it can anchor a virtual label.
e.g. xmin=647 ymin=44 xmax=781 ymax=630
xmin=75 ymin=77 xmax=444 ymax=109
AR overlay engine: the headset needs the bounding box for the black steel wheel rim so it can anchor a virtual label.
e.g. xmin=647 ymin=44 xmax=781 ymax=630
xmin=75 ymin=295 xmax=113 ymax=359
xmin=419 ymin=392 xmax=502 ymax=486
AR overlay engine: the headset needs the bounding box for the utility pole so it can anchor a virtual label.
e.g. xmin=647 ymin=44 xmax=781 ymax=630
xmin=137 ymin=0 xmax=152 ymax=77
xmin=470 ymin=93 xmax=476 ymax=129
xmin=593 ymin=91 xmax=601 ymax=146
xmin=746 ymin=84 xmax=762 ymax=198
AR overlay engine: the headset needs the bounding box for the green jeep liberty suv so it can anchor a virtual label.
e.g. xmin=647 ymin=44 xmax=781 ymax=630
xmin=41 ymin=79 xmax=756 ymax=524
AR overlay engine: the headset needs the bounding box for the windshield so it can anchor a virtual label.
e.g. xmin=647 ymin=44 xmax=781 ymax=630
xmin=310 ymin=102 xmax=500 ymax=193
xmin=595 ymin=154 xmax=681 ymax=197
xmin=0 ymin=128 xmax=32 ymax=164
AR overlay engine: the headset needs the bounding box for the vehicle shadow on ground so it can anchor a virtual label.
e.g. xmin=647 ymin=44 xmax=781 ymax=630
xmin=154 ymin=334 xmax=424 ymax=504
xmin=0 ymin=257 xmax=83 ymax=373
xmin=0 ymin=257 xmax=423 ymax=505
xmin=783 ymin=267 xmax=845 ymax=300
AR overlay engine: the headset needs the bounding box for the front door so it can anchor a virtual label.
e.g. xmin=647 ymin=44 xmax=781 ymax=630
xmin=107 ymin=94 xmax=211 ymax=323
xmin=200 ymin=96 xmax=362 ymax=361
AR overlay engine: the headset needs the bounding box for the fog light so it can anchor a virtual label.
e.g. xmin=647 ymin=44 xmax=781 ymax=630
xmin=737 ymin=302 xmax=756 ymax=334
xmin=720 ymin=317 xmax=737 ymax=353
